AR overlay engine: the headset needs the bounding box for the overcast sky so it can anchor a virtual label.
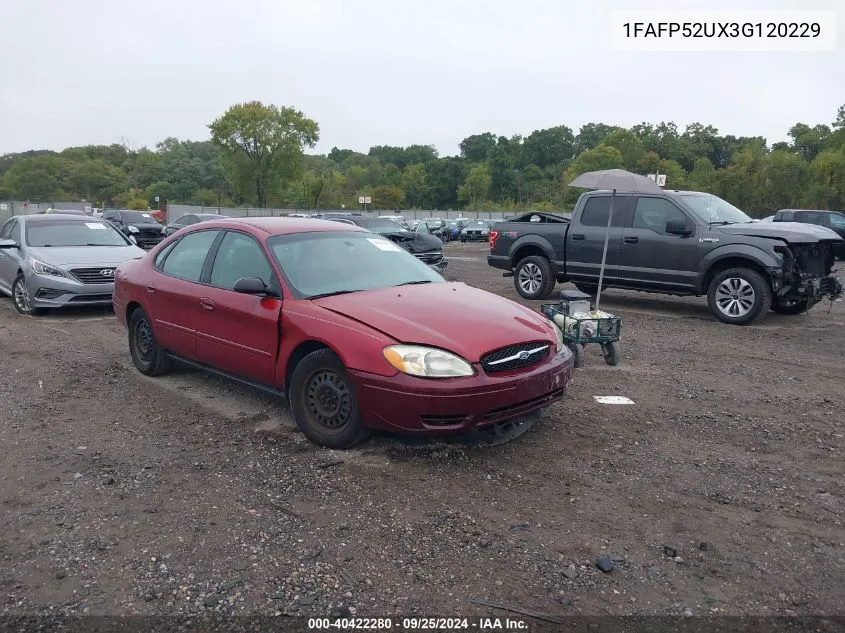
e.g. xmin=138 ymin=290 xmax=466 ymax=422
xmin=1 ymin=0 xmax=842 ymax=157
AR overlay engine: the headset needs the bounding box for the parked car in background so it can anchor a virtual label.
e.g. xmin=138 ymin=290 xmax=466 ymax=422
xmin=461 ymin=220 xmax=492 ymax=242
xmin=163 ymin=213 xmax=229 ymax=237
xmin=772 ymin=209 xmax=845 ymax=259
xmin=760 ymin=215 xmax=774 ymax=222
xmin=379 ymin=215 xmax=409 ymax=229
xmin=103 ymin=210 xmax=165 ymax=249
xmin=447 ymin=221 xmax=461 ymax=241
xmin=488 ymin=191 xmax=843 ymax=324
xmin=36 ymin=208 xmax=87 ymax=215
xmin=418 ymin=218 xmax=449 ymax=241
xmin=0 ymin=214 xmax=146 ymax=315
xmin=321 ymin=214 xmax=448 ymax=272
xmin=113 ymin=217 xmax=573 ymax=448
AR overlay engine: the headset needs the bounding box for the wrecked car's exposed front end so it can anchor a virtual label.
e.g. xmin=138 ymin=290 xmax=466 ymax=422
xmin=771 ymin=240 xmax=843 ymax=307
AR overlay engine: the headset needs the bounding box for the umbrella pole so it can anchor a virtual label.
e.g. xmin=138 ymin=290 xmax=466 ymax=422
xmin=594 ymin=188 xmax=615 ymax=312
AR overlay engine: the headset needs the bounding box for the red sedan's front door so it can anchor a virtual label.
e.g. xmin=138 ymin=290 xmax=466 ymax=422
xmin=194 ymin=231 xmax=282 ymax=387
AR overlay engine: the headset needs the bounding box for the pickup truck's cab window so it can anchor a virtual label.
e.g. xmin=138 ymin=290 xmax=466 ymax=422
xmin=160 ymin=230 xmax=220 ymax=282
xmin=633 ymin=198 xmax=688 ymax=234
xmin=209 ymin=231 xmax=274 ymax=289
xmin=580 ymin=196 xmax=629 ymax=227
xmin=796 ymin=211 xmax=828 ymax=225
xmin=829 ymin=213 xmax=845 ymax=229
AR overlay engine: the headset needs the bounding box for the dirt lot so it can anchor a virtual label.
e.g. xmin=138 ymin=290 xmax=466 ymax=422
xmin=1 ymin=240 xmax=843 ymax=625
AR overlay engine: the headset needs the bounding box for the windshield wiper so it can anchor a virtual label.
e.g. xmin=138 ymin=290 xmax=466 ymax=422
xmin=307 ymin=289 xmax=365 ymax=299
xmin=392 ymin=280 xmax=433 ymax=287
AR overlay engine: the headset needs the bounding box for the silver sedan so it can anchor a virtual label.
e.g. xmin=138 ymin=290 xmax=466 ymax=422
xmin=0 ymin=214 xmax=147 ymax=315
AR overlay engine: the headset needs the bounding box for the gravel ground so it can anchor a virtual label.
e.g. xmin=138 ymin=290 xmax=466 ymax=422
xmin=0 ymin=241 xmax=843 ymax=625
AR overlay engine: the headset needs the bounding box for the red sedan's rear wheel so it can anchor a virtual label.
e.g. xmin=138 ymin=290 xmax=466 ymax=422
xmin=288 ymin=349 xmax=371 ymax=449
xmin=128 ymin=308 xmax=172 ymax=376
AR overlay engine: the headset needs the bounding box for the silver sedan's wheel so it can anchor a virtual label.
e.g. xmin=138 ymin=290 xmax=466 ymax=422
xmin=714 ymin=277 xmax=755 ymax=318
xmin=12 ymin=275 xmax=39 ymax=315
xmin=518 ymin=263 xmax=542 ymax=296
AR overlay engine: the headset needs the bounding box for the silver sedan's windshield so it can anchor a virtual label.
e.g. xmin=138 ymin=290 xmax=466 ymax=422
xmin=26 ymin=220 xmax=130 ymax=247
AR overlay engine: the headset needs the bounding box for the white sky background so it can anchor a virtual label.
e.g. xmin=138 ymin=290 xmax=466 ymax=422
xmin=0 ymin=0 xmax=843 ymax=156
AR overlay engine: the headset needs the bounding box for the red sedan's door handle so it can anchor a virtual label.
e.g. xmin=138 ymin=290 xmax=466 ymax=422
xmin=146 ymin=284 xmax=156 ymax=294
xmin=200 ymin=298 xmax=215 ymax=311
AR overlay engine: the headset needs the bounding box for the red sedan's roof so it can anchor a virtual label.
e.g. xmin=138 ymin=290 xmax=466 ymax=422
xmin=202 ymin=216 xmax=369 ymax=235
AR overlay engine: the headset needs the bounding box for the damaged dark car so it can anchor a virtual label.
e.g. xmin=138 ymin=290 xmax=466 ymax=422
xmin=488 ymin=191 xmax=843 ymax=325
xmin=320 ymin=214 xmax=448 ymax=273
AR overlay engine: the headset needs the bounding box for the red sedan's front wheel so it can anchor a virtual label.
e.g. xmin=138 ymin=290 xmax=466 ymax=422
xmin=288 ymin=349 xmax=371 ymax=449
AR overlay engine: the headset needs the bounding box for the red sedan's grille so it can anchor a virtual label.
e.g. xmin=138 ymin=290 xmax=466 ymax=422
xmin=480 ymin=342 xmax=550 ymax=373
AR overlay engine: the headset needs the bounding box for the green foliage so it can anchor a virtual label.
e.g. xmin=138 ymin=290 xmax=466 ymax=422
xmin=3 ymin=102 xmax=845 ymax=217
xmin=209 ymin=101 xmax=319 ymax=207
xmin=458 ymin=164 xmax=492 ymax=207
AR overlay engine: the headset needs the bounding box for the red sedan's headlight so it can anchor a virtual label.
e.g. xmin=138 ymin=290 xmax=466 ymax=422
xmin=383 ymin=345 xmax=475 ymax=378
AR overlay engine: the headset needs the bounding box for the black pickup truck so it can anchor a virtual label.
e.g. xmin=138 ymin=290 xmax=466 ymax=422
xmin=487 ymin=190 xmax=843 ymax=325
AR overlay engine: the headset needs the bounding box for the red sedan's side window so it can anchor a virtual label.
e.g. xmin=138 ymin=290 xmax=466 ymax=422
xmin=208 ymin=231 xmax=274 ymax=290
xmin=159 ymin=230 xmax=220 ymax=282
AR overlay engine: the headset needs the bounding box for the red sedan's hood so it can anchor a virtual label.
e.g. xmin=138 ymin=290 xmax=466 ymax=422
xmin=312 ymin=282 xmax=557 ymax=362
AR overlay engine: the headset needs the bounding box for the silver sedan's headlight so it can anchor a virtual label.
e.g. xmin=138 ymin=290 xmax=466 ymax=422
xmin=383 ymin=345 xmax=474 ymax=378
xmin=31 ymin=259 xmax=64 ymax=277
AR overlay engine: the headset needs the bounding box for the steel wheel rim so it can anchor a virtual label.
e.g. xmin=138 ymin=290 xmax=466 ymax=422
xmin=715 ymin=277 xmax=755 ymax=318
xmin=134 ymin=318 xmax=154 ymax=363
xmin=14 ymin=281 xmax=32 ymax=313
xmin=518 ymin=263 xmax=542 ymax=295
xmin=306 ymin=370 xmax=352 ymax=430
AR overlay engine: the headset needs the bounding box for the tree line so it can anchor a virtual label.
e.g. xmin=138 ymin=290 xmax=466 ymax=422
xmin=1 ymin=101 xmax=843 ymax=216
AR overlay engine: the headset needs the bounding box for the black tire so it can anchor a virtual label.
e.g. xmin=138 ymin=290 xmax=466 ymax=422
xmin=569 ymin=343 xmax=585 ymax=368
xmin=574 ymin=282 xmax=598 ymax=295
xmin=12 ymin=275 xmax=44 ymax=316
xmin=707 ymin=267 xmax=772 ymax=325
xmin=771 ymin=298 xmax=811 ymax=315
xmin=128 ymin=308 xmax=172 ymax=376
xmin=602 ymin=341 xmax=620 ymax=366
xmin=514 ymin=255 xmax=555 ymax=300
xmin=288 ymin=349 xmax=371 ymax=449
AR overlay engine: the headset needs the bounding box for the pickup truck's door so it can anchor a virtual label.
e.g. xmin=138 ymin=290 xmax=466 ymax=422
xmin=618 ymin=196 xmax=699 ymax=291
xmin=194 ymin=230 xmax=281 ymax=386
xmin=566 ymin=194 xmax=631 ymax=282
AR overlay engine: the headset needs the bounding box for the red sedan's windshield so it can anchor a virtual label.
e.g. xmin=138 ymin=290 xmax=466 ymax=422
xmin=268 ymin=231 xmax=444 ymax=299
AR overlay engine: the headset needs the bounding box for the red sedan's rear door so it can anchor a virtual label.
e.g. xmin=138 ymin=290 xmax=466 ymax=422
xmin=194 ymin=230 xmax=282 ymax=387
xmin=148 ymin=229 xmax=223 ymax=359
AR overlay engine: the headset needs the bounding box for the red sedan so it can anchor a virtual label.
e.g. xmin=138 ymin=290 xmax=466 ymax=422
xmin=113 ymin=217 xmax=574 ymax=449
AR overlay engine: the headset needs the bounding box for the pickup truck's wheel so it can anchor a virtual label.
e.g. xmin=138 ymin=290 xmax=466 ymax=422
xmin=128 ymin=308 xmax=172 ymax=376
xmin=288 ymin=349 xmax=372 ymax=449
xmin=514 ymin=256 xmax=555 ymax=300
xmin=771 ymin=298 xmax=811 ymax=315
xmin=707 ymin=268 xmax=771 ymax=325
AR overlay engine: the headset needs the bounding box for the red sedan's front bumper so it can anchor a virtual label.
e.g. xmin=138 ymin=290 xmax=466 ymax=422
xmin=348 ymin=351 xmax=574 ymax=434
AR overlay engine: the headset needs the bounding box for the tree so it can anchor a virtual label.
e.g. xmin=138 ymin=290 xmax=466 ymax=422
xmin=520 ymin=126 xmax=575 ymax=169
xmin=602 ymin=129 xmax=645 ymax=170
xmin=402 ymin=163 xmax=428 ymax=208
xmin=575 ymin=123 xmax=617 ymax=153
xmin=209 ymin=101 xmax=319 ymax=207
xmin=67 ymin=159 xmax=128 ymax=201
xmin=459 ymin=133 xmax=497 ymax=162
xmin=372 ymin=185 xmax=405 ymax=210
xmin=458 ymin=164 xmax=492 ymax=208
xmin=789 ymin=123 xmax=831 ymax=161
xmin=3 ymin=155 xmax=69 ymax=200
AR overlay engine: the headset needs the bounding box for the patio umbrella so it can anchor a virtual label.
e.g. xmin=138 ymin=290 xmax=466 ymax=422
xmin=567 ymin=169 xmax=664 ymax=310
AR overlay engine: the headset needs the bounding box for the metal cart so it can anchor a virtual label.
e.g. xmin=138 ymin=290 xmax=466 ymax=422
xmin=540 ymin=289 xmax=622 ymax=368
